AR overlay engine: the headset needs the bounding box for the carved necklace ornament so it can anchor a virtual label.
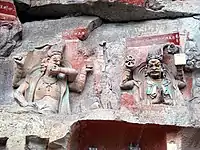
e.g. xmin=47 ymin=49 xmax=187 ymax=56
xmin=41 ymin=77 xmax=58 ymax=92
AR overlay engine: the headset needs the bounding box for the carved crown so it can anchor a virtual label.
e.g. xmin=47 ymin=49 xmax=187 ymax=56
xmin=146 ymin=51 xmax=163 ymax=63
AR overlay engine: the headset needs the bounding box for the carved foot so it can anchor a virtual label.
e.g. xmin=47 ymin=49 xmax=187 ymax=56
xmin=162 ymin=99 xmax=175 ymax=106
xmin=90 ymin=102 xmax=101 ymax=109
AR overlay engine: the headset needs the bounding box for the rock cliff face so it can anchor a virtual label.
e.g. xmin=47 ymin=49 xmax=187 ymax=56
xmin=0 ymin=0 xmax=22 ymax=56
xmin=1 ymin=0 xmax=200 ymax=149
xmin=15 ymin=0 xmax=200 ymax=22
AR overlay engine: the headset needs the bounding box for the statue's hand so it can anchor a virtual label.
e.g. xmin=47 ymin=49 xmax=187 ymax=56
xmin=20 ymin=101 xmax=29 ymax=107
xmin=13 ymin=55 xmax=25 ymax=67
xmin=49 ymin=65 xmax=61 ymax=75
xmin=14 ymin=90 xmax=29 ymax=107
xmin=27 ymin=102 xmax=37 ymax=107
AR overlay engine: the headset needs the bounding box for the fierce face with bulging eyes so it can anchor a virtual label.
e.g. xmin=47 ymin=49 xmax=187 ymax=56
xmin=147 ymin=58 xmax=163 ymax=79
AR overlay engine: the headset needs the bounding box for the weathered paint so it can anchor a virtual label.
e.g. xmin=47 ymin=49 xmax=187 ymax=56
xmin=119 ymin=0 xmax=145 ymax=6
xmin=0 ymin=1 xmax=16 ymax=16
xmin=126 ymin=32 xmax=180 ymax=47
xmin=182 ymin=75 xmax=193 ymax=99
xmin=62 ymin=27 xmax=89 ymax=41
xmin=120 ymin=92 xmax=136 ymax=109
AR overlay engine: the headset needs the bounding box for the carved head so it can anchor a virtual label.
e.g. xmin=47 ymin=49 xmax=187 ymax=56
xmin=46 ymin=44 xmax=64 ymax=65
xmin=47 ymin=51 xmax=62 ymax=66
xmin=146 ymin=53 xmax=164 ymax=79
xmin=41 ymin=43 xmax=65 ymax=73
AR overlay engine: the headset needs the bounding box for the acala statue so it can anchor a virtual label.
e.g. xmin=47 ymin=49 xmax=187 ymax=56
xmin=120 ymin=46 xmax=186 ymax=105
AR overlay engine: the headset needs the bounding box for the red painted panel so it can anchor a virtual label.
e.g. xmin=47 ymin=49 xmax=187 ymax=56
xmin=182 ymin=75 xmax=193 ymax=99
xmin=73 ymin=121 xmax=179 ymax=150
xmin=120 ymin=92 xmax=136 ymax=109
xmin=63 ymin=27 xmax=88 ymax=40
xmin=0 ymin=12 xmax=16 ymax=21
xmin=64 ymin=41 xmax=86 ymax=70
xmin=0 ymin=1 xmax=16 ymax=16
xmin=119 ymin=0 xmax=145 ymax=6
xmin=126 ymin=32 xmax=180 ymax=47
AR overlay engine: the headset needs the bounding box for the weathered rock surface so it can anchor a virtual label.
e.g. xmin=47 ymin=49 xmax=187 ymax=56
xmin=0 ymin=1 xmax=22 ymax=57
xmin=0 ymin=104 xmax=198 ymax=149
xmin=13 ymin=16 xmax=102 ymax=52
xmin=0 ymin=58 xmax=14 ymax=105
xmin=14 ymin=0 xmax=200 ymax=22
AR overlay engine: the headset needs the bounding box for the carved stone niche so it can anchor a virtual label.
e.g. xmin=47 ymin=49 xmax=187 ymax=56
xmin=12 ymin=42 xmax=93 ymax=114
xmin=120 ymin=43 xmax=186 ymax=106
xmin=0 ymin=137 xmax=8 ymax=150
xmin=25 ymin=135 xmax=49 ymax=150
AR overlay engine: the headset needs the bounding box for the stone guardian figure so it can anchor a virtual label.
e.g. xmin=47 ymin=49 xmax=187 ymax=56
xmin=120 ymin=45 xmax=186 ymax=105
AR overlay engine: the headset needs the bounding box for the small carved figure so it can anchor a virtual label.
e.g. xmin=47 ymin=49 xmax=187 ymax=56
xmin=192 ymin=71 xmax=200 ymax=97
xmin=144 ymin=0 xmax=165 ymax=11
xmin=13 ymin=43 xmax=92 ymax=114
xmin=129 ymin=143 xmax=141 ymax=150
xmin=120 ymin=45 xmax=186 ymax=105
xmin=185 ymin=38 xmax=200 ymax=69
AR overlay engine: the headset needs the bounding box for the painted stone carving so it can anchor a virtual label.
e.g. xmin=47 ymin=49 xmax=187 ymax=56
xmin=185 ymin=38 xmax=200 ymax=69
xmin=192 ymin=71 xmax=200 ymax=97
xmin=13 ymin=43 xmax=92 ymax=114
xmin=120 ymin=44 xmax=186 ymax=105
xmin=0 ymin=1 xmax=22 ymax=57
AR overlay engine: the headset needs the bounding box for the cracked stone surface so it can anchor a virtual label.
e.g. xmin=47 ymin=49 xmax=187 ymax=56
xmin=13 ymin=16 xmax=102 ymax=52
xmin=14 ymin=0 xmax=200 ymax=22
xmin=0 ymin=0 xmax=22 ymax=57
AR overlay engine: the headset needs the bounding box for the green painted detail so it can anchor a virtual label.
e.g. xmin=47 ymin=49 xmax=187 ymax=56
xmin=61 ymin=80 xmax=70 ymax=113
xmin=146 ymin=78 xmax=173 ymax=99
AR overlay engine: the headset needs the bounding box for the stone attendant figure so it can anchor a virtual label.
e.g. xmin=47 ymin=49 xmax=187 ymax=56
xmin=13 ymin=44 xmax=92 ymax=114
xmin=120 ymin=49 xmax=186 ymax=105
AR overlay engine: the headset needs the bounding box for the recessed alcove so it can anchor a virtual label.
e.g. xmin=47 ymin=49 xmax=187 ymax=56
xmin=0 ymin=137 xmax=8 ymax=150
xmin=69 ymin=120 xmax=180 ymax=150
xmin=25 ymin=135 xmax=49 ymax=150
